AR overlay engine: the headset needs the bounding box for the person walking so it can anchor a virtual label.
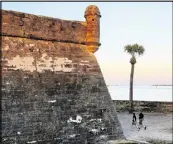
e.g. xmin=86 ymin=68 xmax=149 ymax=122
xmin=139 ymin=110 xmax=144 ymax=125
xmin=132 ymin=112 xmax=136 ymax=125
xmin=138 ymin=110 xmax=146 ymax=130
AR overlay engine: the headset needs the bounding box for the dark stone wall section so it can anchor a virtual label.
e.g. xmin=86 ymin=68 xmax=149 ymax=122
xmin=115 ymin=100 xmax=173 ymax=113
xmin=2 ymin=7 xmax=125 ymax=144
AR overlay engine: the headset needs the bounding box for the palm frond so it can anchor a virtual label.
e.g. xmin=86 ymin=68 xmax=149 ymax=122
xmin=124 ymin=44 xmax=134 ymax=55
xmin=124 ymin=43 xmax=145 ymax=56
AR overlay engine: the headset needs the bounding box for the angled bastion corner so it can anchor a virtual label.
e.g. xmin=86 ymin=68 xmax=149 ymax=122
xmin=1 ymin=5 xmax=125 ymax=143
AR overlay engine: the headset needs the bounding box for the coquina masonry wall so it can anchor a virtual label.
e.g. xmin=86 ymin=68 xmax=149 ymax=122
xmin=2 ymin=6 xmax=124 ymax=144
xmin=114 ymin=100 xmax=173 ymax=113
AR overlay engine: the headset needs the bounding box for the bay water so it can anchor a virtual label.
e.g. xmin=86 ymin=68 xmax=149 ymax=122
xmin=107 ymin=85 xmax=172 ymax=102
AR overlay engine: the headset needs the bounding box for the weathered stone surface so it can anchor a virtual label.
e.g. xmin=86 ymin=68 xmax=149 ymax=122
xmin=2 ymin=5 xmax=125 ymax=144
xmin=2 ymin=10 xmax=86 ymax=44
xmin=114 ymin=100 xmax=173 ymax=113
xmin=85 ymin=5 xmax=101 ymax=53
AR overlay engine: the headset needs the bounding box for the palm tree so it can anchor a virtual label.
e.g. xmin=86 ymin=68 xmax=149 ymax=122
xmin=124 ymin=43 xmax=145 ymax=113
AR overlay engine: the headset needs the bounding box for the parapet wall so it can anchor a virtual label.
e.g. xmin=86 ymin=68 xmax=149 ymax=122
xmin=2 ymin=10 xmax=86 ymax=44
xmin=2 ymin=6 xmax=124 ymax=144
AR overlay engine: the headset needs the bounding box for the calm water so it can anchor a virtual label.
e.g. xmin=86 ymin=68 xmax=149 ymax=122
xmin=108 ymin=86 xmax=172 ymax=102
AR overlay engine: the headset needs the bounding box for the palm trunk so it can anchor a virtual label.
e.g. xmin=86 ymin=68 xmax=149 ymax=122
xmin=129 ymin=63 xmax=135 ymax=113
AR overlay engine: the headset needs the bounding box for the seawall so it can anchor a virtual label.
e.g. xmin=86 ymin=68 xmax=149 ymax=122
xmin=114 ymin=100 xmax=173 ymax=113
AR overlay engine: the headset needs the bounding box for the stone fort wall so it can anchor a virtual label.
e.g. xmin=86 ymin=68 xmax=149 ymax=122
xmin=1 ymin=5 xmax=124 ymax=144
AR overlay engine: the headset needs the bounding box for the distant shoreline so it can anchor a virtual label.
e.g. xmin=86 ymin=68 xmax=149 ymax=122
xmin=107 ymin=85 xmax=172 ymax=86
xmin=113 ymin=99 xmax=172 ymax=103
xmin=152 ymin=84 xmax=172 ymax=86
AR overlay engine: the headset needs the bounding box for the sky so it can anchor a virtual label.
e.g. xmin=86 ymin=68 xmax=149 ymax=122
xmin=2 ymin=2 xmax=172 ymax=86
